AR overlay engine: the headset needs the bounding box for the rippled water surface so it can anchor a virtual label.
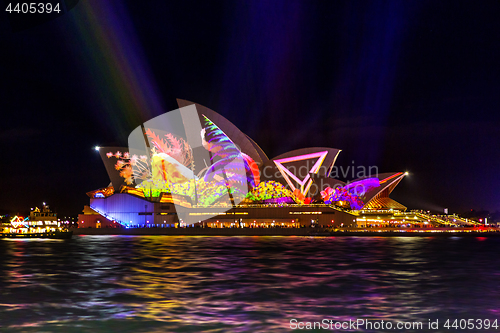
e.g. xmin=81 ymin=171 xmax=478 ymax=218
xmin=1 ymin=236 xmax=500 ymax=332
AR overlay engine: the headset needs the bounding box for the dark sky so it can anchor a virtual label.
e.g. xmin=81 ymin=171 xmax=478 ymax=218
xmin=1 ymin=0 xmax=500 ymax=216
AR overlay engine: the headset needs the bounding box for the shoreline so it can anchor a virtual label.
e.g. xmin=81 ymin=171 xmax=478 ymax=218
xmin=72 ymin=227 xmax=500 ymax=237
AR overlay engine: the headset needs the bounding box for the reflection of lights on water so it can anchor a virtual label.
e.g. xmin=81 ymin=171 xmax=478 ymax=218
xmin=2 ymin=235 xmax=496 ymax=331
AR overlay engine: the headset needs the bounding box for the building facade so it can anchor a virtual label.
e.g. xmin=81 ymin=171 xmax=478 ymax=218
xmin=79 ymin=99 xmax=414 ymax=229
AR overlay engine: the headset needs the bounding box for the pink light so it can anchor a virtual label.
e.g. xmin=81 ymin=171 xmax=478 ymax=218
xmin=273 ymin=151 xmax=328 ymax=164
xmin=380 ymin=172 xmax=404 ymax=184
xmin=273 ymin=151 xmax=328 ymax=196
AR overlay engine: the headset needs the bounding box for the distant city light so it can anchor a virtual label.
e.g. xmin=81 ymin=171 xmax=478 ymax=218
xmin=404 ymin=171 xmax=409 ymax=176
xmin=94 ymin=146 xmax=100 ymax=151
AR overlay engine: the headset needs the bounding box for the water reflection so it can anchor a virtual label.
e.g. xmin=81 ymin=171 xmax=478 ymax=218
xmin=0 ymin=236 xmax=499 ymax=332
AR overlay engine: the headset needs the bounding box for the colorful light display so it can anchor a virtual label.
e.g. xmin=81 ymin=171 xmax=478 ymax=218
xmin=343 ymin=178 xmax=380 ymax=196
xmin=89 ymin=186 xmax=115 ymax=198
xmin=246 ymin=181 xmax=301 ymax=203
xmin=320 ymin=178 xmax=380 ymax=210
xmin=106 ymin=124 xmax=386 ymax=210
xmin=273 ymin=151 xmax=328 ymax=197
xmin=10 ymin=216 xmax=28 ymax=228
xmin=107 ymin=114 xmax=260 ymax=207
xmin=91 ymin=103 xmax=408 ymax=226
xmin=201 ymin=115 xmax=259 ymax=188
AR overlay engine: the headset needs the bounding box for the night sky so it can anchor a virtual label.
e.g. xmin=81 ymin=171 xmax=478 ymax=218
xmin=1 ymin=0 xmax=500 ymax=217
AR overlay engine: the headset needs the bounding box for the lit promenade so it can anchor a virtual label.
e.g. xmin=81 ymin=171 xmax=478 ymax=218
xmin=72 ymin=226 xmax=500 ymax=236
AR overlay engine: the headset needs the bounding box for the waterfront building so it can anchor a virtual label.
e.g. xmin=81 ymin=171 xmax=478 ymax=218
xmin=79 ymin=100 xmax=467 ymax=229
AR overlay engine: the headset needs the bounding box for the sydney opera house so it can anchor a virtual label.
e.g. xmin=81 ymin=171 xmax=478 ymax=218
xmin=79 ymin=99 xmax=413 ymax=229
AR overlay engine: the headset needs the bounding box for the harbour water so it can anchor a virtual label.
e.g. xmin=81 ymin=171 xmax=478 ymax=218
xmin=1 ymin=236 xmax=499 ymax=332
